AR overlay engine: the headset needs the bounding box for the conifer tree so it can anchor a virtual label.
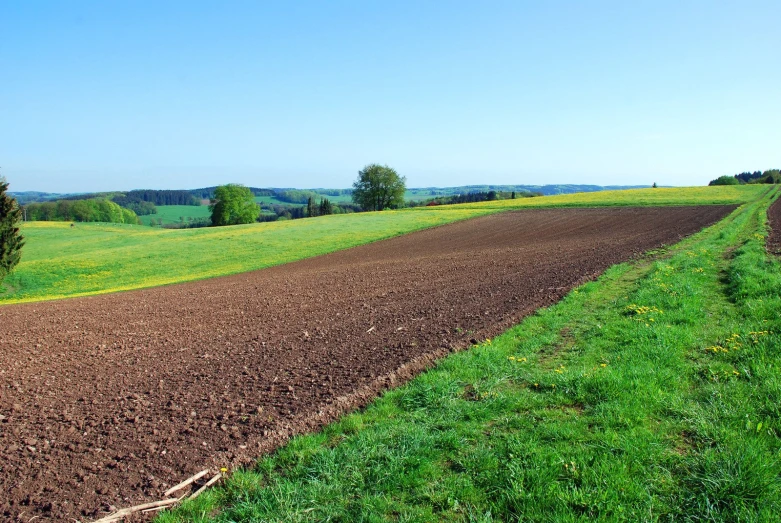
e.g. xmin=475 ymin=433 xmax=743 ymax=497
xmin=319 ymin=198 xmax=333 ymax=215
xmin=0 ymin=176 xmax=25 ymax=283
xmin=306 ymin=196 xmax=318 ymax=217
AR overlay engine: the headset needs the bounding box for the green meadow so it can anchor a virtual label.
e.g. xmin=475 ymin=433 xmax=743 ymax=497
xmin=160 ymin=186 xmax=781 ymax=522
xmin=253 ymin=195 xmax=292 ymax=205
xmin=1 ymin=185 xmax=765 ymax=304
xmin=139 ymin=204 xmax=212 ymax=226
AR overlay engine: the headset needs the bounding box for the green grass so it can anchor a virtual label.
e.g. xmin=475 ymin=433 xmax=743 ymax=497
xmin=253 ymin=195 xmax=290 ymax=205
xmin=3 ymin=185 xmax=764 ymax=305
xmin=159 ymin=186 xmax=781 ymax=522
xmin=139 ymin=205 xmax=212 ymax=226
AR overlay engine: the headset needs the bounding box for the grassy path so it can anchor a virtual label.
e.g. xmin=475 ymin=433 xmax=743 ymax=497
xmin=160 ymin=187 xmax=780 ymax=522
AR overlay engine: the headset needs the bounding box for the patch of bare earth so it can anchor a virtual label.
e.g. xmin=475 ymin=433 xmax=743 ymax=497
xmin=0 ymin=206 xmax=734 ymax=521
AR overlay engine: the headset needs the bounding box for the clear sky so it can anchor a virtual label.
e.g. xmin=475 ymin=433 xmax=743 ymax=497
xmin=2 ymin=1 xmax=779 ymax=192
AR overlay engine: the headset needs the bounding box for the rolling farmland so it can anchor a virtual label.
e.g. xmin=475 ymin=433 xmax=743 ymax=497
xmin=167 ymin=189 xmax=780 ymax=523
xmin=5 ymin=2 xmax=779 ymax=521
xmin=2 ymin=185 xmax=762 ymax=304
xmin=0 ymin=205 xmax=737 ymax=521
xmin=0 ymin=185 xmax=778 ymax=522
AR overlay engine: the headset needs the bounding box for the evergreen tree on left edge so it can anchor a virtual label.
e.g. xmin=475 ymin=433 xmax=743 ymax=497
xmin=0 ymin=175 xmax=25 ymax=283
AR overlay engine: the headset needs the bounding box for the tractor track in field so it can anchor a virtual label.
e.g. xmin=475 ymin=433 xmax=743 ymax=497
xmin=768 ymin=193 xmax=781 ymax=255
xmin=0 ymin=205 xmax=734 ymax=521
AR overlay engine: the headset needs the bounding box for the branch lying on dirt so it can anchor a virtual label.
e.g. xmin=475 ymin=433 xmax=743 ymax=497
xmin=91 ymin=498 xmax=179 ymax=522
xmin=93 ymin=469 xmax=217 ymax=522
xmin=163 ymin=469 xmax=209 ymax=497
xmin=188 ymin=472 xmax=222 ymax=500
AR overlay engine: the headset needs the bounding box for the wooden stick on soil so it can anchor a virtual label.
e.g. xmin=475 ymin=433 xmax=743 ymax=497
xmin=163 ymin=469 xmax=210 ymax=497
xmin=91 ymin=498 xmax=179 ymax=523
xmin=140 ymin=505 xmax=169 ymax=514
xmin=188 ymin=472 xmax=222 ymax=501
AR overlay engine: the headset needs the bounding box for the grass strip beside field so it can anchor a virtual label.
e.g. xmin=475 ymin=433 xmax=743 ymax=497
xmin=160 ymin=187 xmax=780 ymax=522
xmin=3 ymin=185 xmax=764 ymax=304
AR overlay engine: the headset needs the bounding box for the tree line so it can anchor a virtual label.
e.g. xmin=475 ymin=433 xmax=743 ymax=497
xmin=272 ymin=188 xmax=352 ymax=204
xmin=407 ymin=189 xmax=540 ymax=207
xmin=709 ymin=169 xmax=781 ymax=186
xmin=110 ymin=195 xmax=157 ymax=215
xmin=190 ymin=186 xmax=273 ymax=200
xmin=121 ymin=189 xmax=200 ymax=206
xmin=274 ymin=189 xmax=326 ymax=204
xmin=22 ymin=198 xmax=140 ymax=224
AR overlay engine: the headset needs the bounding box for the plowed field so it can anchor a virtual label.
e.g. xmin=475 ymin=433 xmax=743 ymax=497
xmin=0 ymin=206 xmax=734 ymax=521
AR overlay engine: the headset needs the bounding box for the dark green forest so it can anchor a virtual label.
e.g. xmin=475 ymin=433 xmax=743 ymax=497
xmin=709 ymin=169 xmax=780 ymax=186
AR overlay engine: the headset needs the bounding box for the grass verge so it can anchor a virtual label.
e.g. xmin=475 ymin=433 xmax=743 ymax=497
xmin=3 ymin=185 xmax=763 ymax=304
xmin=159 ymin=186 xmax=780 ymax=522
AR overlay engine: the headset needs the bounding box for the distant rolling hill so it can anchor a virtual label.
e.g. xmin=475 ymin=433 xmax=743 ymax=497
xmin=13 ymin=184 xmax=653 ymax=204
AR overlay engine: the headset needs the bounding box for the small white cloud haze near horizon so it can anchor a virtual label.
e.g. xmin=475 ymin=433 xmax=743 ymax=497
xmin=2 ymin=1 xmax=779 ymax=193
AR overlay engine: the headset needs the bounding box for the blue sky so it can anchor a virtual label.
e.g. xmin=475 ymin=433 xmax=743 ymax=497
xmin=2 ymin=1 xmax=779 ymax=192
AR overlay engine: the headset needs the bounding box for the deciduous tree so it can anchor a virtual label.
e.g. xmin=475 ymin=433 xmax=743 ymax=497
xmin=209 ymin=184 xmax=260 ymax=226
xmin=352 ymin=164 xmax=406 ymax=211
xmin=708 ymin=175 xmax=740 ymax=186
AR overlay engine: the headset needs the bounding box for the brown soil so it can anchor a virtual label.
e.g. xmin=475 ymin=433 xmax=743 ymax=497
xmin=768 ymin=194 xmax=781 ymax=255
xmin=0 ymin=206 xmax=734 ymax=521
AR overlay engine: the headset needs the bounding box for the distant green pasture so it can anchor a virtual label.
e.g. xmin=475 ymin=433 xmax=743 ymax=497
xmin=139 ymin=205 xmax=212 ymax=226
xmin=253 ymin=195 xmax=288 ymax=205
